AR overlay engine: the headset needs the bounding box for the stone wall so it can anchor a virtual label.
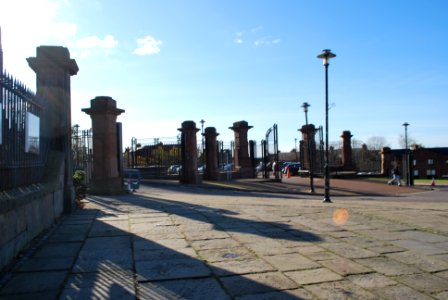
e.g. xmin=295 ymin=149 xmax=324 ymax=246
xmin=0 ymin=152 xmax=65 ymax=270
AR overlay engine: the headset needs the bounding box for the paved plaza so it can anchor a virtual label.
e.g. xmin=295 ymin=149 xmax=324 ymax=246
xmin=1 ymin=178 xmax=447 ymax=299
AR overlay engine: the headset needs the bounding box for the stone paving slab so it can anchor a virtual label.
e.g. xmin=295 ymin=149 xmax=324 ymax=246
xmin=138 ymin=278 xmax=230 ymax=300
xmin=210 ymin=258 xmax=276 ymax=277
xmin=373 ymin=284 xmax=435 ymax=300
xmin=135 ymin=258 xmax=211 ymax=281
xmin=262 ymin=253 xmax=320 ymax=271
xmin=318 ymin=257 xmax=372 ymax=276
xmin=304 ymin=280 xmax=378 ymax=300
xmin=284 ymin=268 xmax=342 ymax=285
xmin=355 ymin=256 xmax=422 ymax=276
xmin=387 ymin=250 xmax=448 ymax=272
xmin=236 ymin=289 xmax=316 ymax=300
xmin=0 ymin=271 xmax=67 ymax=296
xmin=346 ymin=273 xmax=398 ymax=289
xmin=394 ymin=273 xmax=448 ymax=293
xmin=220 ymin=272 xmax=298 ymax=297
xmin=61 ymin=270 xmax=135 ymax=299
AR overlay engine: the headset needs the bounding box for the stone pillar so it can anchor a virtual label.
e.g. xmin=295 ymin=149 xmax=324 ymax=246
xmin=229 ymin=121 xmax=253 ymax=178
xmin=27 ymin=46 xmax=79 ymax=212
xmin=204 ymin=127 xmax=219 ymax=180
xmin=300 ymin=124 xmax=316 ymax=170
xmin=381 ymin=147 xmax=392 ymax=176
xmin=341 ymin=131 xmax=353 ymax=169
xmin=178 ymin=121 xmax=199 ymax=184
xmin=82 ymin=96 xmax=125 ymax=195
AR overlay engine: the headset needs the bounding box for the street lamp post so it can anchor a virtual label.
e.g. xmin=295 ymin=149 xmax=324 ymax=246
xmin=403 ymin=122 xmax=410 ymax=186
xmin=131 ymin=137 xmax=137 ymax=168
xmin=200 ymin=119 xmax=205 ymax=165
xmin=301 ymin=102 xmax=315 ymax=193
xmin=294 ymin=138 xmax=298 ymax=161
xmin=317 ymin=49 xmax=336 ymax=203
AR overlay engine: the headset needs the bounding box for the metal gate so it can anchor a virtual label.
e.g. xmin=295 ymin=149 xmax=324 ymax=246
xmin=126 ymin=136 xmax=182 ymax=179
xmin=261 ymin=124 xmax=278 ymax=179
xmin=71 ymin=126 xmax=93 ymax=184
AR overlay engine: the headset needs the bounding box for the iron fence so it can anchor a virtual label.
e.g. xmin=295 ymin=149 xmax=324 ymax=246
xmin=127 ymin=137 xmax=182 ymax=179
xmin=0 ymin=73 xmax=47 ymax=191
xmin=71 ymin=126 xmax=93 ymax=184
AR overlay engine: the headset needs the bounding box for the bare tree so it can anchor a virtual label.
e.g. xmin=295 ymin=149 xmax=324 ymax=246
xmin=366 ymin=136 xmax=389 ymax=150
xmin=398 ymin=134 xmax=420 ymax=149
xmin=351 ymin=138 xmax=364 ymax=149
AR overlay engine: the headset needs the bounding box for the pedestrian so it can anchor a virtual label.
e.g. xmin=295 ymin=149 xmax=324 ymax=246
xmin=387 ymin=166 xmax=401 ymax=186
xmin=395 ymin=167 xmax=401 ymax=186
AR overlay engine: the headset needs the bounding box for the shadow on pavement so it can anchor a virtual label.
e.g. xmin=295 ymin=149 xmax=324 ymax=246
xmin=0 ymin=191 xmax=320 ymax=299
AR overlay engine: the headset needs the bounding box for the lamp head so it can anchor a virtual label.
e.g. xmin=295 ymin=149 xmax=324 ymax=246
xmin=301 ymin=102 xmax=310 ymax=113
xmin=317 ymin=49 xmax=336 ymax=65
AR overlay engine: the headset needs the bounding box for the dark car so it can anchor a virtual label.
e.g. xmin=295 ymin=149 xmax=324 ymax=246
xmin=284 ymin=163 xmax=301 ymax=176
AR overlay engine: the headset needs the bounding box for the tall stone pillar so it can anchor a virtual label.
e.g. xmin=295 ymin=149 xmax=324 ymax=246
xmin=300 ymin=124 xmax=316 ymax=171
xmin=341 ymin=130 xmax=353 ymax=169
xmin=178 ymin=121 xmax=199 ymax=184
xmin=28 ymin=46 xmax=78 ymax=212
xmin=381 ymin=147 xmax=392 ymax=176
xmin=229 ymin=121 xmax=253 ymax=178
xmin=204 ymin=127 xmax=219 ymax=180
xmin=82 ymin=96 xmax=125 ymax=195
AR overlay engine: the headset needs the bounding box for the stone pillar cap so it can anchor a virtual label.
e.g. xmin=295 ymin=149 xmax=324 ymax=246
xmin=204 ymin=127 xmax=219 ymax=136
xmin=27 ymin=46 xmax=78 ymax=75
xmin=229 ymin=120 xmax=253 ymax=131
xmin=82 ymin=96 xmax=124 ymax=116
xmin=178 ymin=120 xmax=199 ymax=132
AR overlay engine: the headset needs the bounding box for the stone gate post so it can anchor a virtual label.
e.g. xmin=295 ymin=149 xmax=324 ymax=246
xmin=229 ymin=121 xmax=253 ymax=178
xmin=28 ymin=46 xmax=79 ymax=212
xmin=300 ymin=124 xmax=316 ymax=171
xmin=341 ymin=130 xmax=354 ymax=170
xmin=82 ymin=96 xmax=125 ymax=194
xmin=178 ymin=121 xmax=199 ymax=184
xmin=204 ymin=127 xmax=219 ymax=180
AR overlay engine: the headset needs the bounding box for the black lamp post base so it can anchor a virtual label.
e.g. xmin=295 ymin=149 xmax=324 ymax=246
xmin=322 ymin=197 xmax=332 ymax=203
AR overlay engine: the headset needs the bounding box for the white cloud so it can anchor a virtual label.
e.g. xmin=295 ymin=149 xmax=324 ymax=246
xmin=254 ymin=37 xmax=281 ymax=47
xmin=234 ymin=27 xmax=280 ymax=47
xmin=133 ymin=36 xmax=163 ymax=55
xmin=74 ymin=35 xmax=118 ymax=49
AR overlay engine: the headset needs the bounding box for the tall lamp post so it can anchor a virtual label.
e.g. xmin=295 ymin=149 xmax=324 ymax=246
xmin=317 ymin=49 xmax=336 ymax=203
xmin=294 ymin=138 xmax=298 ymax=161
xmin=402 ymin=122 xmax=410 ymax=186
xmin=200 ymin=119 xmax=205 ymax=165
xmin=301 ymin=102 xmax=315 ymax=193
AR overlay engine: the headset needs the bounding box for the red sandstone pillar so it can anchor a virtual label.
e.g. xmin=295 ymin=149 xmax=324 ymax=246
xmin=300 ymin=124 xmax=316 ymax=171
xmin=381 ymin=147 xmax=392 ymax=176
xmin=229 ymin=121 xmax=253 ymax=178
xmin=178 ymin=121 xmax=199 ymax=184
xmin=82 ymin=96 xmax=125 ymax=194
xmin=341 ymin=131 xmax=353 ymax=169
xmin=28 ymin=46 xmax=79 ymax=212
xmin=204 ymin=127 xmax=219 ymax=180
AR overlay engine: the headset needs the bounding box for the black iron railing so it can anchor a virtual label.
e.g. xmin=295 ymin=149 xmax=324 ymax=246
xmin=0 ymin=73 xmax=47 ymax=191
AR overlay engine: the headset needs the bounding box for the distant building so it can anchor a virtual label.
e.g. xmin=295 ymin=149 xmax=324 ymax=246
xmin=382 ymin=146 xmax=448 ymax=179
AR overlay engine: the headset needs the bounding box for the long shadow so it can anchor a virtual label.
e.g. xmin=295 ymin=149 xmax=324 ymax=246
xmin=0 ymin=193 xmax=321 ymax=299
xmin=88 ymin=190 xmax=323 ymax=244
xmin=140 ymin=179 xmax=320 ymax=200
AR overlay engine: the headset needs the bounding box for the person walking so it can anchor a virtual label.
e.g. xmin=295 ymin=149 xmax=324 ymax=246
xmin=387 ymin=166 xmax=401 ymax=186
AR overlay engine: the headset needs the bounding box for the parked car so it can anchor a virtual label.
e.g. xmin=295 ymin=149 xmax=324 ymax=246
xmin=255 ymin=162 xmax=265 ymax=174
xmin=223 ymin=163 xmax=234 ymax=171
xmin=284 ymin=163 xmax=301 ymax=176
xmin=167 ymin=165 xmax=180 ymax=175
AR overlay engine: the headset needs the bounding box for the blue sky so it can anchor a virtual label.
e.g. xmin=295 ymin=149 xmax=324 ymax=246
xmin=1 ymin=0 xmax=447 ymax=151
